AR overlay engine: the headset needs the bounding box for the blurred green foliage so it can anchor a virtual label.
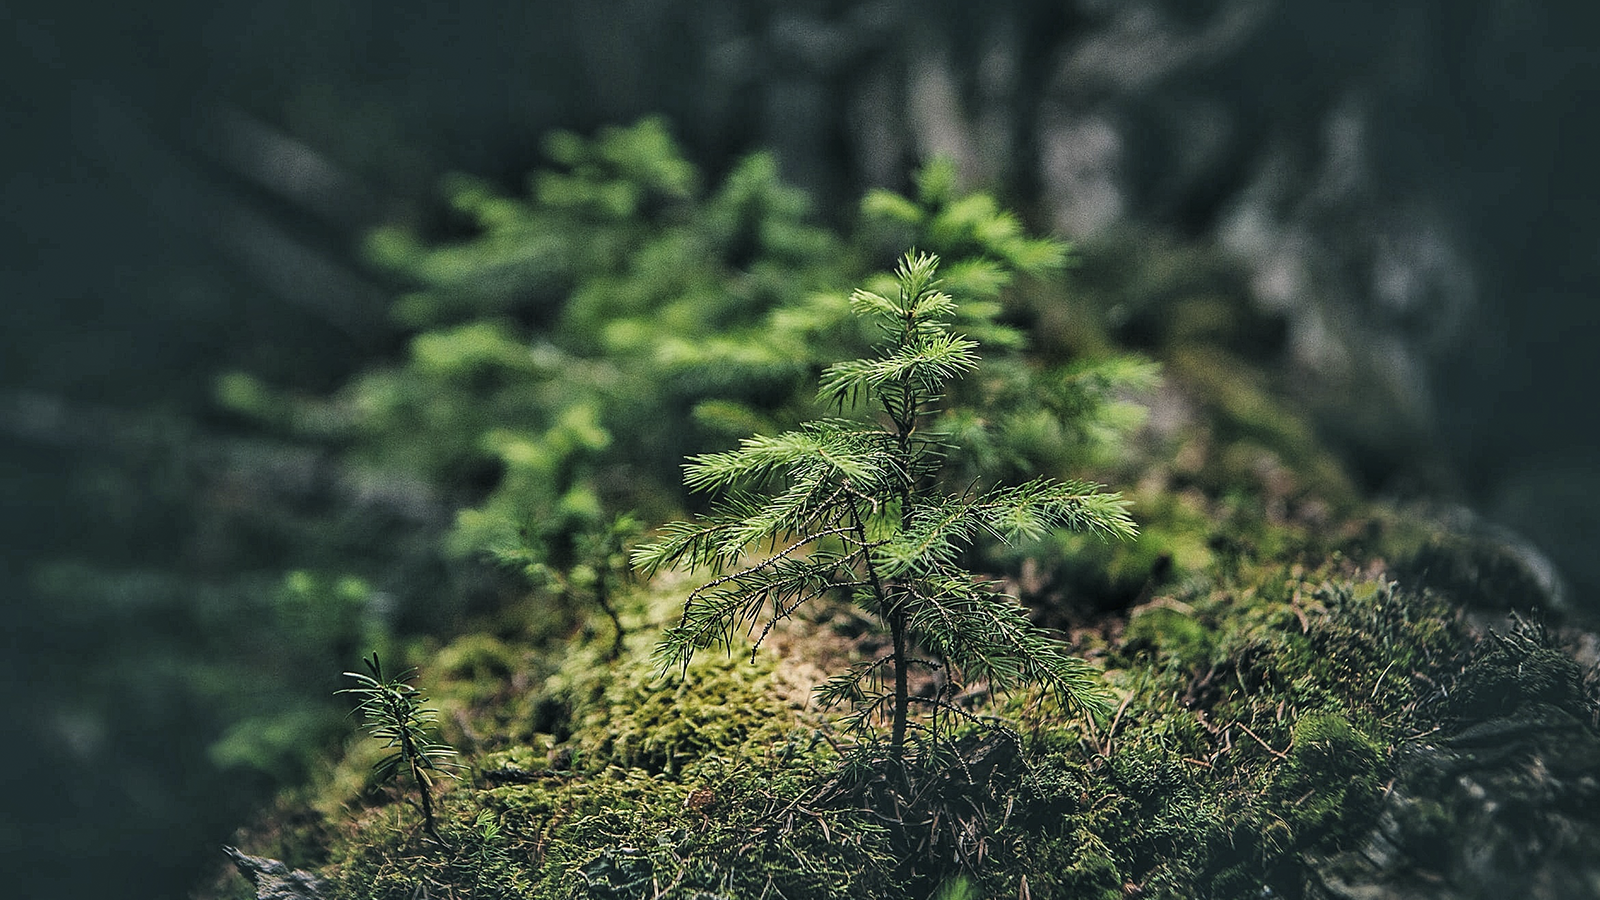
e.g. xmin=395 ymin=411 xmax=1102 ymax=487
xmin=220 ymin=119 xmax=1156 ymax=597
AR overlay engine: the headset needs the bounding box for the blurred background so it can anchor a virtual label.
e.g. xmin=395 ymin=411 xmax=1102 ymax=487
xmin=3 ymin=1 xmax=1597 ymax=897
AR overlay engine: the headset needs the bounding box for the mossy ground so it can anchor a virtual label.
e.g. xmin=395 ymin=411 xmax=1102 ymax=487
xmin=212 ymin=524 xmax=1585 ymax=900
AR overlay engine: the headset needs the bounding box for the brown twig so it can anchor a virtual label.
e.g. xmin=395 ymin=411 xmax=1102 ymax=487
xmin=1237 ymin=721 xmax=1289 ymax=760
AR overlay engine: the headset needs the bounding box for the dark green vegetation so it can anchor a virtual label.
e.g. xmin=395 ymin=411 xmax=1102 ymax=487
xmin=209 ymin=121 xmax=1600 ymax=899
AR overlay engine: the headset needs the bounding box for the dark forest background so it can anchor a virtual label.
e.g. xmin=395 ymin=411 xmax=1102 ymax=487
xmin=3 ymin=2 xmax=1598 ymax=898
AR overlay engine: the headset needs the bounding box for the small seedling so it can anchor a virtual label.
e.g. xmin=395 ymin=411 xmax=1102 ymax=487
xmin=340 ymin=653 xmax=459 ymax=845
xmin=569 ymin=513 xmax=643 ymax=661
xmin=635 ymin=251 xmax=1132 ymax=760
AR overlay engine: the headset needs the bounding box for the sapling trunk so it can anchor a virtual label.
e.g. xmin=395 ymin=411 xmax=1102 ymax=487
xmin=597 ymin=579 xmax=625 ymax=662
xmin=889 ymin=606 xmax=910 ymax=757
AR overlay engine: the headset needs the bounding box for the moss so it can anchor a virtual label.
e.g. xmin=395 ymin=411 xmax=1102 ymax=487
xmin=434 ymin=633 xmax=522 ymax=684
xmin=1448 ymin=623 xmax=1587 ymax=720
xmin=319 ymin=761 xmax=902 ymax=899
xmin=1069 ymin=564 xmax=1478 ymax=898
xmin=990 ymin=828 xmax=1124 ymax=900
xmin=1400 ymin=527 xmax=1566 ymax=613
xmin=1124 ymin=601 xmax=1215 ymax=665
xmin=220 ymin=495 xmax=1567 ymax=900
xmin=1268 ymin=712 xmax=1385 ymax=845
xmin=227 ymin=576 xmax=917 ymax=900
xmin=562 ymin=650 xmax=801 ymax=777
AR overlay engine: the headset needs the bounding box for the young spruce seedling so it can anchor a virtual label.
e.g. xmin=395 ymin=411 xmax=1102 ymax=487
xmin=340 ymin=653 xmax=459 ymax=845
xmin=634 ymin=251 xmax=1133 ymax=759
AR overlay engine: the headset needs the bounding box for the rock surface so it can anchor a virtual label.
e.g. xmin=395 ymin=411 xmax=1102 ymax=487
xmin=1311 ymin=619 xmax=1600 ymax=900
xmin=223 ymin=846 xmax=327 ymax=900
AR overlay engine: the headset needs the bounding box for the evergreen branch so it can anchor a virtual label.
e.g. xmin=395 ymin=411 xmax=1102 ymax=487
xmin=847 ymin=287 xmax=900 ymax=319
xmin=974 ymin=478 xmax=1138 ymax=544
xmin=750 ymin=577 xmax=872 ymax=662
xmin=632 ymin=486 xmax=860 ymax=575
xmin=817 ymin=329 xmax=977 ymax=404
xmin=814 ymin=656 xmax=897 ymax=709
xmin=872 ymin=497 xmax=979 ymax=578
xmin=904 ymin=579 xmax=1115 ymax=719
xmin=828 ymin=686 xmax=899 ymax=736
xmin=338 ymin=654 xmax=459 ymax=845
xmin=655 ymin=531 xmax=871 ymax=672
xmin=682 ymin=424 xmax=889 ymax=492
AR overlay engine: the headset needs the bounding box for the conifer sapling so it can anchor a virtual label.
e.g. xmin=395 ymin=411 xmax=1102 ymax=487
xmin=634 ymin=252 xmax=1132 ymax=758
xmin=340 ymin=653 xmax=459 ymax=844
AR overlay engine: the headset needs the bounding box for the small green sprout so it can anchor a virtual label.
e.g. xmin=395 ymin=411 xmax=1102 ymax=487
xmin=339 ymin=653 xmax=460 ymax=845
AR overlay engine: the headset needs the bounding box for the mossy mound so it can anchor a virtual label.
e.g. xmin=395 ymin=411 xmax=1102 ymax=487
xmin=222 ymin=596 xmax=906 ymax=900
xmin=212 ymin=526 xmax=1600 ymax=900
